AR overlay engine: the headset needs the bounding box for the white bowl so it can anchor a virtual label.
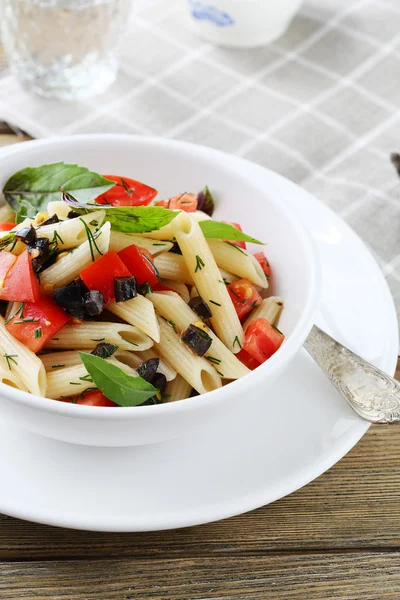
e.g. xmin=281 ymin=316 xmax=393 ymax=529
xmin=0 ymin=135 xmax=320 ymax=446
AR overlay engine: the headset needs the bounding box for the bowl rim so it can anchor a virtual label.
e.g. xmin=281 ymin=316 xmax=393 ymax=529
xmin=0 ymin=134 xmax=321 ymax=420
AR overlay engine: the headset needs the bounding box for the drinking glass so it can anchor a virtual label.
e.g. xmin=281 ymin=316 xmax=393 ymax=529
xmin=0 ymin=0 xmax=132 ymax=99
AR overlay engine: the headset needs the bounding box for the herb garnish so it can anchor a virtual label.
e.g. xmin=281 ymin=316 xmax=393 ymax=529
xmin=34 ymin=327 xmax=42 ymax=338
xmin=79 ymin=217 xmax=103 ymax=262
xmin=14 ymin=317 xmax=40 ymax=324
xmin=233 ymin=336 xmax=242 ymax=349
xmin=51 ymin=364 xmax=65 ymax=369
xmin=4 ymin=302 xmax=25 ymax=325
xmin=194 ymin=255 xmax=205 ymax=273
xmin=4 ymin=353 xmax=18 ymax=370
xmin=79 ymin=352 xmax=159 ymax=407
xmin=225 ymin=242 xmax=248 ymax=255
xmin=161 ymin=316 xmax=178 ymax=334
xmin=209 ymin=300 xmax=221 ymax=307
xmin=205 ymin=356 xmax=221 ymax=365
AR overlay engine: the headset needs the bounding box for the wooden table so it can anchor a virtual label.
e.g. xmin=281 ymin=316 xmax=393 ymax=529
xmin=0 ymin=130 xmax=400 ymax=600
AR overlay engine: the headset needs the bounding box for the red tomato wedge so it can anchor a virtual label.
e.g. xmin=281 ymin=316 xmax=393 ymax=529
xmin=80 ymin=250 xmax=131 ymax=305
xmin=0 ymin=250 xmax=40 ymax=302
xmin=76 ymin=391 xmax=116 ymax=406
xmin=95 ymin=175 xmax=158 ymax=207
xmin=0 ymin=251 xmax=17 ymax=286
xmin=156 ymin=193 xmax=198 ymax=213
xmin=254 ymin=252 xmax=271 ymax=280
xmin=118 ymin=245 xmax=159 ymax=287
xmin=0 ymin=222 xmax=15 ymax=232
xmin=228 ymin=279 xmax=262 ymax=321
xmin=243 ymin=318 xmax=284 ymax=364
xmin=223 ymin=222 xmax=246 ymax=249
xmin=6 ymin=297 xmax=70 ymax=352
xmin=236 ymin=349 xmax=261 ymax=371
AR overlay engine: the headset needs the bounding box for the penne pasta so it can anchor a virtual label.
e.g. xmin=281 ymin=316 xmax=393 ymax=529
xmin=219 ymin=268 xmax=239 ymax=285
xmin=46 ymin=200 xmax=72 ymax=220
xmin=0 ymin=362 xmax=28 ymax=392
xmin=154 ymin=253 xmax=194 ymax=285
xmin=207 ymin=239 xmax=269 ymax=288
xmin=243 ymin=297 xmax=284 ymax=330
xmin=40 ymin=221 xmax=111 ymax=290
xmin=171 ymin=212 xmax=244 ymax=353
xmin=40 ymin=350 xmax=83 ymax=371
xmin=45 ymin=322 xmax=153 ymax=351
xmin=109 ymin=231 xmax=173 ymax=256
xmin=36 ymin=210 xmax=106 ymax=251
xmin=160 ymin=280 xmax=190 ymax=303
xmin=108 ymin=295 xmax=160 ymax=342
xmin=0 ymin=316 xmax=46 ymax=396
xmin=165 ymin=374 xmax=192 ymax=402
xmin=148 ymin=292 xmax=249 ymax=379
xmin=154 ymin=316 xmax=222 ymax=394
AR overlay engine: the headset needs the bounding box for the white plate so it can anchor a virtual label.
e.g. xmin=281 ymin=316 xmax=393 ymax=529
xmin=0 ymin=156 xmax=397 ymax=531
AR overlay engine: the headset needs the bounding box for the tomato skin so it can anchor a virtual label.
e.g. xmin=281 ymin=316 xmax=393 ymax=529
xmin=0 ymin=222 xmax=15 ymax=232
xmin=236 ymin=349 xmax=260 ymax=370
xmin=243 ymin=318 xmax=284 ymax=364
xmin=228 ymin=279 xmax=262 ymax=321
xmin=80 ymin=250 xmax=131 ymax=305
xmin=223 ymin=222 xmax=246 ymax=250
xmin=0 ymin=251 xmax=17 ymax=285
xmin=6 ymin=297 xmax=70 ymax=352
xmin=254 ymin=252 xmax=271 ymax=280
xmin=76 ymin=391 xmax=116 ymax=406
xmin=0 ymin=250 xmax=40 ymax=302
xmin=95 ymin=175 xmax=157 ymax=207
xmin=118 ymin=245 xmax=159 ymax=287
xmin=156 ymin=193 xmax=198 ymax=213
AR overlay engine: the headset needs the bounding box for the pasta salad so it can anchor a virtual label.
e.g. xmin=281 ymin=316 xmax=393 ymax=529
xmin=0 ymin=163 xmax=284 ymax=406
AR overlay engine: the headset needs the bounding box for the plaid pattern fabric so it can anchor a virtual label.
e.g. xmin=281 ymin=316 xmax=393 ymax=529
xmin=0 ymin=0 xmax=400 ymax=328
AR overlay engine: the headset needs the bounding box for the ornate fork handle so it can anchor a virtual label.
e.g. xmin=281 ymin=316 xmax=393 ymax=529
xmin=304 ymin=325 xmax=400 ymax=424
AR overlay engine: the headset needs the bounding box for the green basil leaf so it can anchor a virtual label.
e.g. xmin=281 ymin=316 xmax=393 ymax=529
xmin=3 ymin=162 xmax=115 ymax=220
xmin=200 ymin=220 xmax=263 ymax=244
xmin=79 ymin=352 xmax=158 ymax=407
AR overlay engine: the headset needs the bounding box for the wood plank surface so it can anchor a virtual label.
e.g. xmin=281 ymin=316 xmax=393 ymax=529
xmin=1 ymin=553 xmax=400 ymax=600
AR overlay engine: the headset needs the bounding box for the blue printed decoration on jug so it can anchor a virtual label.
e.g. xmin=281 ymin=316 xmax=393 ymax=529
xmin=188 ymin=0 xmax=235 ymax=27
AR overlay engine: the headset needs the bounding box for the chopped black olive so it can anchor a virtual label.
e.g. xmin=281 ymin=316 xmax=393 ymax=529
xmin=71 ymin=278 xmax=89 ymax=294
xmin=15 ymin=225 xmax=36 ymax=244
xmin=67 ymin=210 xmax=80 ymax=219
xmin=54 ymin=284 xmax=86 ymax=319
xmin=181 ymin=324 xmax=212 ymax=357
xmin=40 ymin=214 xmax=59 ymax=226
xmin=27 ymin=237 xmax=50 ymax=271
xmin=190 ymin=389 xmax=200 ymax=397
xmin=114 ymin=276 xmax=137 ymax=302
xmin=152 ymin=372 xmax=167 ymax=394
xmin=189 ymin=296 xmax=212 ymax=319
xmin=83 ymin=290 xmax=105 ymax=317
xmin=137 ymin=358 xmax=159 ymax=383
xmin=91 ymin=342 xmax=117 ymax=359
xmin=169 ymin=241 xmax=182 ymax=255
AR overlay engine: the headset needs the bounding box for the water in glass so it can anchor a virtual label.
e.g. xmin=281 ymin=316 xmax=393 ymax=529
xmin=1 ymin=0 xmax=131 ymax=99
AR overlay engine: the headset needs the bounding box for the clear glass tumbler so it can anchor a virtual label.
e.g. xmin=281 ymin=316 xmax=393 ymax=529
xmin=0 ymin=0 xmax=132 ymax=99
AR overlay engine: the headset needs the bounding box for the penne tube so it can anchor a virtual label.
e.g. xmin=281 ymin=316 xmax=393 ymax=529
xmin=47 ymin=200 xmax=72 ymax=219
xmin=243 ymin=297 xmax=284 ymax=330
xmin=148 ymin=292 xmax=249 ymax=379
xmin=154 ymin=253 xmax=194 ymax=285
xmin=45 ymin=322 xmax=153 ymax=351
xmin=109 ymin=231 xmax=173 ymax=256
xmin=0 ymin=316 xmax=46 ymax=396
xmin=134 ymin=348 xmax=177 ymax=382
xmin=219 ymin=268 xmax=239 ymax=285
xmin=40 ymin=351 xmax=83 ymax=372
xmin=154 ymin=316 xmax=222 ymax=394
xmin=0 ymin=362 xmax=28 ymax=392
xmin=165 ymin=374 xmax=192 ymax=402
xmin=171 ymin=212 xmax=244 ymax=353
xmin=160 ymin=280 xmax=190 ymax=303
xmin=207 ymin=239 xmax=269 ymax=288
xmin=46 ymin=357 xmax=133 ymax=400
xmin=108 ymin=295 xmax=160 ymax=342
xmin=40 ymin=221 xmax=111 ymax=290
xmin=36 ymin=210 xmax=106 ymax=251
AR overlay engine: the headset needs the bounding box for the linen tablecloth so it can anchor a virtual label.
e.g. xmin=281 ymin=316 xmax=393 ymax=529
xmin=0 ymin=0 xmax=400 ymax=327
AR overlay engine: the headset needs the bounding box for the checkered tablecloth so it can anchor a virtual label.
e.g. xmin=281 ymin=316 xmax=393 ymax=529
xmin=0 ymin=0 xmax=400 ymax=328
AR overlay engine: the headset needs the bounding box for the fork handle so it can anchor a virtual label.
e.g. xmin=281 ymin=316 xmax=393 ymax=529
xmin=304 ymin=325 xmax=400 ymax=424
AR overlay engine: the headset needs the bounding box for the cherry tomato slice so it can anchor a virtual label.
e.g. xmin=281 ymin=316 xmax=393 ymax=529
xmin=6 ymin=297 xmax=70 ymax=352
xmin=228 ymin=278 xmax=262 ymax=321
xmin=236 ymin=349 xmax=260 ymax=371
xmin=118 ymin=245 xmax=159 ymax=287
xmin=76 ymin=391 xmax=116 ymax=406
xmin=243 ymin=318 xmax=284 ymax=364
xmin=156 ymin=193 xmax=198 ymax=213
xmin=96 ymin=175 xmax=158 ymax=207
xmin=254 ymin=252 xmax=271 ymax=280
xmin=80 ymin=250 xmax=131 ymax=305
xmin=0 ymin=250 xmax=40 ymax=303
xmin=0 ymin=222 xmax=15 ymax=232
